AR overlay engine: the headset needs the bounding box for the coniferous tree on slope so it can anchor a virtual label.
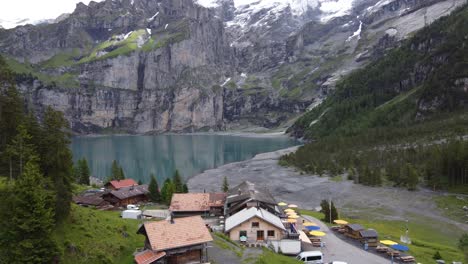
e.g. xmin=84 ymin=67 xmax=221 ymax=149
xmin=148 ymin=174 xmax=161 ymax=202
xmin=0 ymin=159 xmax=58 ymax=263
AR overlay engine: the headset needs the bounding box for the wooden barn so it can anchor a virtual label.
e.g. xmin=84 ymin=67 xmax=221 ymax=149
xmin=136 ymin=216 xmax=213 ymax=264
xmin=344 ymin=224 xmax=365 ymax=239
xmin=359 ymin=229 xmax=379 ymax=247
xmin=103 ymin=185 xmax=148 ymax=207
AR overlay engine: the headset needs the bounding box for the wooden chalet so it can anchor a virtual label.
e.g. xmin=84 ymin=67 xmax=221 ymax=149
xmin=73 ymin=193 xmax=109 ymax=208
xmin=225 ymin=181 xmax=278 ymax=216
xmin=103 ymin=185 xmax=148 ymax=207
xmin=359 ymin=229 xmax=379 ymax=247
xmin=105 ymin=178 xmax=138 ymax=190
xmin=136 ymin=216 xmax=213 ymax=264
xmin=169 ymin=193 xmax=226 ymax=217
xmin=344 ymin=224 xmax=365 ymax=239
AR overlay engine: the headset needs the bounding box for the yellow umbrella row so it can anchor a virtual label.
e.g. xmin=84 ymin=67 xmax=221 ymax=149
xmin=288 ymin=204 xmax=298 ymax=208
xmin=303 ymin=222 xmax=318 ymax=227
xmin=287 ymin=219 xmax=297 ymax=223
xmin=309 ymin=231 xmax=326 ymax=237
xmin=284 ymin=208 xmax=295 ymax=213
xmin=288 ymin=215 xmax=299 ymax=219
xmin=286 ymin=211 xmax=297 ymax=215
xmin=278 ymin=202 xmax=288 ymax=206
xmin=334 ymin=219 xmax=348 ymax=225
xmin=380 ymin=240 xmax=398 ymax=246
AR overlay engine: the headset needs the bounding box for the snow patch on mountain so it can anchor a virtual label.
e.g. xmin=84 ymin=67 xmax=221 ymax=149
xmin=196 ymin=0 xmax=221 ymax=8
xmin=347 ymin=19 xmax=362 ymax=41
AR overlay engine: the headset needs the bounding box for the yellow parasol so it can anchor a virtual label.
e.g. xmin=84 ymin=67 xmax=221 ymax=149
xmin=288 ymin=215 xmax=300 ymax=219
xmin=380 ymin=240 xmax=398 ymax=246
xmin=287 ymin=219 xmax=297 ymax=223
xmin=333 ymin=220 xmax=348 ymax=225
xmin=278 ymin=202 xmax=288 ymax=206
xmin=286 ymin=211 xmax=297 ymax=215
xmin=303 ymin=222 xmax=318 ymax=226
xmin=288 ymin=204 xmax=299 ymax=208
xmin=309 ymin=231 xmax=326 ymax=237
xmin=284 ymin=208 xmax=295 ymax=213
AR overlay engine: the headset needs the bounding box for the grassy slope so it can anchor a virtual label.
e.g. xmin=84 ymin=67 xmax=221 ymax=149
xmin=54 ymin=204 xmax=144 ymax=264
xmin=435 ymin=195 xmax=468 ymax=223
xmin=300 ymin=210 xmax=464 ymax=263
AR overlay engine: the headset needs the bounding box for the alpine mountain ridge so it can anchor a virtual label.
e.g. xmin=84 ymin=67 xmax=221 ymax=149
xmin=0 ymin=0 xmax=465 ymax=133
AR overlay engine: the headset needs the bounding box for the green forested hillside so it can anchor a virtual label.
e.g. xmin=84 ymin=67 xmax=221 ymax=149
xmin=283 ymin=4 xmax=468 ymax=192
xmin=289 ymin=4 xmax=468 ymax=139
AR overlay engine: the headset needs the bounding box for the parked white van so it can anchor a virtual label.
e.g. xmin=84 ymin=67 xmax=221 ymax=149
xmin=296 ymin=251 xmax=324 ymax=264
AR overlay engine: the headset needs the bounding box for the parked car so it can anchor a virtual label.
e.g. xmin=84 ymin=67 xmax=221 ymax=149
xmin=296 ymin=251 xmax=323 ymax=264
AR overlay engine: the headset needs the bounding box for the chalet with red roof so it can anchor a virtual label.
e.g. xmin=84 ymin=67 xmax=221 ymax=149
xmin=105 ymin=179 xmax=138 ymax=190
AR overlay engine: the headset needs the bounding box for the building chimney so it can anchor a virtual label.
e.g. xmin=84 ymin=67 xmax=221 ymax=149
xmin=169 ymin=212 xmax=175 ymax=224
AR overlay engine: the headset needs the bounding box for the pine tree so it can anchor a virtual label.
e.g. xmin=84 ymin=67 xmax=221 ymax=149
xmin=406 ymin=163 xmax=419 ymax=191
xmin=433 ymin=251 xmax=442 ymax=260
xmin=182 ymin=183 xmax=189 ymax=193
xmin=39 ymin=107 xmax=73 ymax=223
xmin=148 ymin=174 xmax=161 ymax=202
xmin=161 ymin=178 xmax=175 ymax=204
xmin=0 ymin=160 xmax=59 ymax=263
xmin=119 ymin=166 xmax=125 ymax=180
xmin=173 ymin=169 xmax=183 ymax=193
xmin=109 ymin=160 xmax=120 ymax=182
xmin=5 ymin=124 xmax=35 ymax=179
xmin=222 ymin=176 xmax=229 ymax=192
xmin=320 ymin=200 xmax=330 ymax=222
xmin=330 ymin=201 xmax=339 ymax=222
xmin=77 ymin=158 xmax=90 ymax=185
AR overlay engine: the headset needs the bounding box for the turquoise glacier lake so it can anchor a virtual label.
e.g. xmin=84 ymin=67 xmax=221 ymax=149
xmin=71 ymin=134 xmax=299 ymax=184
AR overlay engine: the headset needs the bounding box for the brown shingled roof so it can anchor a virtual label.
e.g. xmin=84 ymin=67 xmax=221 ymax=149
xmin=209 ymin=193 xmax=227 ymax=207
xmin=169 ymin=193 xmax=209 ymax=212
xmin=134 ymin=250 xmax=166 ymax=264
xmin=169 ymin=193 xmax=226 ymax=212
xmin=140 ymin=216 xmax=213 ymax=251
xmin=108 ymin=184 xmax=148 ymax=200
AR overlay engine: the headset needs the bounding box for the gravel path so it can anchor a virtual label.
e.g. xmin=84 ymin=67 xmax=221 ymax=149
xmin=188 ymin=147 xmax=468 ymax=231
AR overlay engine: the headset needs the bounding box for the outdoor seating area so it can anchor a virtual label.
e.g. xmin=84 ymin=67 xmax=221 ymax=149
xmin=332 ymin=221 xmax=417 ymax=264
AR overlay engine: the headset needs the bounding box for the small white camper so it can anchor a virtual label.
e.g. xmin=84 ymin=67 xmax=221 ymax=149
xmin=121 ymin=209 xmax=142 ymax=219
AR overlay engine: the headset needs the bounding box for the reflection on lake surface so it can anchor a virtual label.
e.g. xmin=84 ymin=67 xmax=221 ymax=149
xmin=71 ymin=134 xmax=299 ymax=184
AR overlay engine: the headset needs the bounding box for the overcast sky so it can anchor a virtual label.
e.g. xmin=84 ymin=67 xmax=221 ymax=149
xmin=0 ymin=0 xmax=101 ymax=23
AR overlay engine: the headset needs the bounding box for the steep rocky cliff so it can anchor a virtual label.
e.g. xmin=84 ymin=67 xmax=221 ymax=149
xmin=0 ymin=0 xmax=465 ymax=133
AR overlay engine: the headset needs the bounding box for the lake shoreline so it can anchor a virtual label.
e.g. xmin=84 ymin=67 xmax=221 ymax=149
xmin=72 ymin=130 xmax=295 ymax=139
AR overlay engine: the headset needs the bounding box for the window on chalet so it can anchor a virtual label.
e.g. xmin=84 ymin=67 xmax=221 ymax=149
xmin=252 ymin=222 xmax=259 ymax=228
xmin=267 ymin=230 xmax=275 ymax=237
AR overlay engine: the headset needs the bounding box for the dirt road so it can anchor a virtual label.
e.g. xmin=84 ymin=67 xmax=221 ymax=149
xmin=301 ymin=215 xmax=389 ymax=264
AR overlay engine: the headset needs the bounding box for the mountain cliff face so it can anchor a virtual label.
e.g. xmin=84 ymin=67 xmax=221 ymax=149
xmin=0 ymin=0 xmax=465 ymax=133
